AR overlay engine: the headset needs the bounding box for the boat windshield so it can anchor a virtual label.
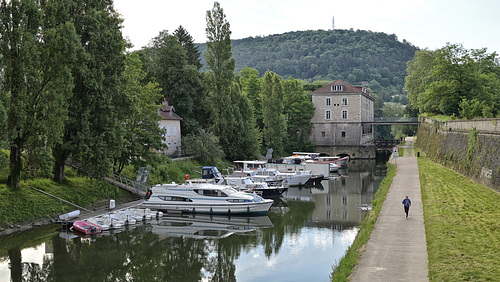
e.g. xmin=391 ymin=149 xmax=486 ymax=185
xmin=222 ymin=187 xmax=239 ymax=195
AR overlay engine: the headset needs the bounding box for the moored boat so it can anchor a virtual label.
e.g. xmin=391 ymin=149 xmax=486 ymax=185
xmin=72 ymin=220 xmax=102 ymax=235
xmin=142 ymin=182 xmax=274 ymax=214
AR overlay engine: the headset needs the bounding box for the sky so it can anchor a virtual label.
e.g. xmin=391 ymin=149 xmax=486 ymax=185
xmin=114 ymin=0 xmax=500 ymax=54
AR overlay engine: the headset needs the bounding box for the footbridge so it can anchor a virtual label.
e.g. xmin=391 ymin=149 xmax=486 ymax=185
xmin=366 ymin=117 xmax=419 ymax=125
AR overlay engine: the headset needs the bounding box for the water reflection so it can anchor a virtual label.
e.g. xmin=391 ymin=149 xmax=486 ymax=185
xmin=150 ymin=214 xmax=274 ymax=239
xmin=0 ymin=160 xmax=385 ymax=282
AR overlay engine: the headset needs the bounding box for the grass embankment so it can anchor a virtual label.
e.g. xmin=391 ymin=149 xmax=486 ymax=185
xmin=419 ymin=157 xmax=500 ymax=281
xmin=330 ymin=162 xmax=396 ymax=281
xmin=0 ymin=175 xmax=133 ymax=228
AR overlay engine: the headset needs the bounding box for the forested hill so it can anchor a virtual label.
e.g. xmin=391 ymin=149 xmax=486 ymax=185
xmin=197 ymin=29 xmax=419 ymax=101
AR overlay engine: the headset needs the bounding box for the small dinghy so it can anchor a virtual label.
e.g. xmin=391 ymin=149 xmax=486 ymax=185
xmin=72 ymin=220 xmax=102 ymax=235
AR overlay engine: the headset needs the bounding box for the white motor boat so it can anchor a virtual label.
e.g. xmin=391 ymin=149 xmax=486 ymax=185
xmin=217 ymin=176 xmax=288 ymax=198
xmin=142 ymin=182 xmax=273 ymax=214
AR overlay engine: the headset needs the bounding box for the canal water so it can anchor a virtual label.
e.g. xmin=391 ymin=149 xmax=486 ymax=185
xmin=0 ymin=159 xmax=388 ymax=282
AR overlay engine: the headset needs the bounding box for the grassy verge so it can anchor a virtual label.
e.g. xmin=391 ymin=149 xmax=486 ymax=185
xmin=330 ymin=163 xmax=396 ymax=281
xmin=419 ymin=157 xmax=500 ymax=281
xmin=0 ymin=174 xmax=134 ymax=228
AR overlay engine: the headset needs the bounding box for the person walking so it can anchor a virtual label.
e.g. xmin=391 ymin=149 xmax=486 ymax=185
xmin=402 ymin=195 xmax=411 ymax=219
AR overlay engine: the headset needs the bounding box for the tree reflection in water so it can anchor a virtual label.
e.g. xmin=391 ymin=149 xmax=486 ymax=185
xmin=1 ymin=160 xmax=386 ymax=281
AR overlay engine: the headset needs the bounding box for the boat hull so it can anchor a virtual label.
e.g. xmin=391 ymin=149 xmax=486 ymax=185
xmin=284 ymin=174 xmax=311 ymax=186
xmin=143 ymin=183 xmax=274 ymax=215
xmin=142 ymin=200 xmax=273 ymax=214
xmin=72 ymin=220 xmax=102 ymax=235
xmin=255 ymin=187 xmax=288 ymax=198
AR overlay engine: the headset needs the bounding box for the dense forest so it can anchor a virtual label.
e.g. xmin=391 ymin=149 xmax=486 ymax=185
xmin=197 ymin=29 xmax=419 ymax=102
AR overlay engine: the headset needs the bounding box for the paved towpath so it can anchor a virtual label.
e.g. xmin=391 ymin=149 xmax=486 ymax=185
xmin=350 ymin=137 xmax=429 ymax=281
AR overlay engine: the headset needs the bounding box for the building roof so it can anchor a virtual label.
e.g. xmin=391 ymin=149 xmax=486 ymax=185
xmin=311 ymin=79 xmax=372 ymax=98
xmin=159 ymin=101 xmax=183 ymax=121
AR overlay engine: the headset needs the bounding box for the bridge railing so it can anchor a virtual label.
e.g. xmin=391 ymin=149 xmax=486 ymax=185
xmin=373 ymin=117 xmax=418 ymax=123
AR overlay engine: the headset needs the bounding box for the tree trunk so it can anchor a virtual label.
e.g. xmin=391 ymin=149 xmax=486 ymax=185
xmin=53 ymin=144 xmax=69 ymax=183
xmin=8 ymin=247 xmax=22 ymax=282
xmin=7 ymin=139 xmax=23 ymax=188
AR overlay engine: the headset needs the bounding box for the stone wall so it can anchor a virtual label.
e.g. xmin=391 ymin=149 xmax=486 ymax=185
xmin=417 ymin=117 xmax=500 ymax=192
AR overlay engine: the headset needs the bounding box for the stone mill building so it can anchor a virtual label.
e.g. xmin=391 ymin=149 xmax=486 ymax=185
xmin=309 ymin=79 xmax=376 ymax=159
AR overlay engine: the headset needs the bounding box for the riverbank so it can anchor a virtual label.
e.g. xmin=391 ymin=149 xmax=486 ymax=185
xmin=0 ymin=177 xmax=138 ymax=236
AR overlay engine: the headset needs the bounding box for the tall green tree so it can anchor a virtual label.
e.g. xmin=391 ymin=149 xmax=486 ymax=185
xmin=0 ymin=0 xmax=79 ymax=187
xmin=113 ymin=52 xmax=164 ymax=173
xmin=52 ymin=0 xmax=125 ymax=182
xmin=282 ymin=77 xmax=315 ymax=153
xmin=261 ymin=71 xmax=286 ymax=157
xmin=239 ymin=66 xmax=263 ymax=128
xmin=141 ymin=30 xmax=203 ymax=136
xmin=174 ymin=25 xmax=203 ymax=70
xmin=205 ymin=2 xmax=234 ymax=97
xmin=404 ymin=49 xmax=436 ymax=112
xmin=204 ymin=2 xmax=260 ymax=160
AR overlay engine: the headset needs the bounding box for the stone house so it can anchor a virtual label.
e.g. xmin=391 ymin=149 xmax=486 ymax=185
xmin=158 ymin=100 xmax=183 ymax=156
xmin=309 ymin=79 xmax=375 ymax=158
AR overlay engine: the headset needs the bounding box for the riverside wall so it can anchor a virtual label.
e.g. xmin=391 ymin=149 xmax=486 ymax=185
xmin=416 ymin=117 xmax=500 ymax=192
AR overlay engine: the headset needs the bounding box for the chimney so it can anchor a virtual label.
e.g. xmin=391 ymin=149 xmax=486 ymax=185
xmin=361 ymin=81 xmax=369 ymax=95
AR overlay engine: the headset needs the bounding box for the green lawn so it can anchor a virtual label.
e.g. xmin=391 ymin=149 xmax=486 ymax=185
xmin=419 ymin=157 xmax=500 ymax=281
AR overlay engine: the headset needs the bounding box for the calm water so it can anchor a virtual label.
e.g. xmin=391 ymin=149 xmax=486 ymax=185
xmin=0 ymin=159 xmax=387 ymax=282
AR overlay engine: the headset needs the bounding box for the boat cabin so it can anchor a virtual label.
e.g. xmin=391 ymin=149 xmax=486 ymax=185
xmin=233 ymin=160 xmax=267 ymax=171
xmin=292 ymin=152 xmax=321 ymax=159
xmin=202 ymin=166 xmax=222 ymax=179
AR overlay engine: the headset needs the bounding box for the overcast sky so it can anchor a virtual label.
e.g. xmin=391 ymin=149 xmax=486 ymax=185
xmin=114 ymin=0 xmax=500 ymax=54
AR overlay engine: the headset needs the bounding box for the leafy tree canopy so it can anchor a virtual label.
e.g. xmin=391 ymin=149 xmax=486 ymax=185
xmin=405 ymin=43 xmax=500 ymax=118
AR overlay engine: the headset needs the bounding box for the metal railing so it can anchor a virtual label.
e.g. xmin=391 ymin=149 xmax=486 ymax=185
xmin=370 ymin=117 xmax=419 ymax=125
xmin=111 ymin=172 xmax=151 ymax=194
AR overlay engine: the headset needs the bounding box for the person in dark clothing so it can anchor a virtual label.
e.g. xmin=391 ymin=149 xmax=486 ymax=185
xmin=402 ymin=195 xmax=411 ymax=219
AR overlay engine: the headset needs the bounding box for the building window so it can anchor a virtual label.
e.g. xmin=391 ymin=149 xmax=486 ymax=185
xmin=167 ymin=126 xmax=171 ymax=136
xmin=342 ymin=110 xmax=348 ymax=120
xmin=321 ymin=131 xmax=326 ymax=137
xmin=331 ymin=85 xmax=343 ymax=91
xmin=326 ymin=98 xmax=331 ymax=107
xmin=326 ymin=110 xmax=331 ymax=120
xmin=173 ymin=126 xmax=177 ymax=137
xmin=342 ymin=97 xmax=348 ymax=106
xmin=341 ymin=131 xmax=346 ymax=138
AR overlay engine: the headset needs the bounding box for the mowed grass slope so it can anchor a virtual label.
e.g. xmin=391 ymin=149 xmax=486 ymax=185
xmin=419 ymin=157 xmax=500 ymax=281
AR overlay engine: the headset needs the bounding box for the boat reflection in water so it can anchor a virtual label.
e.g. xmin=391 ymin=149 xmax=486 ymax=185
xmin=150 ymin=214 xmax=273 ymax=239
